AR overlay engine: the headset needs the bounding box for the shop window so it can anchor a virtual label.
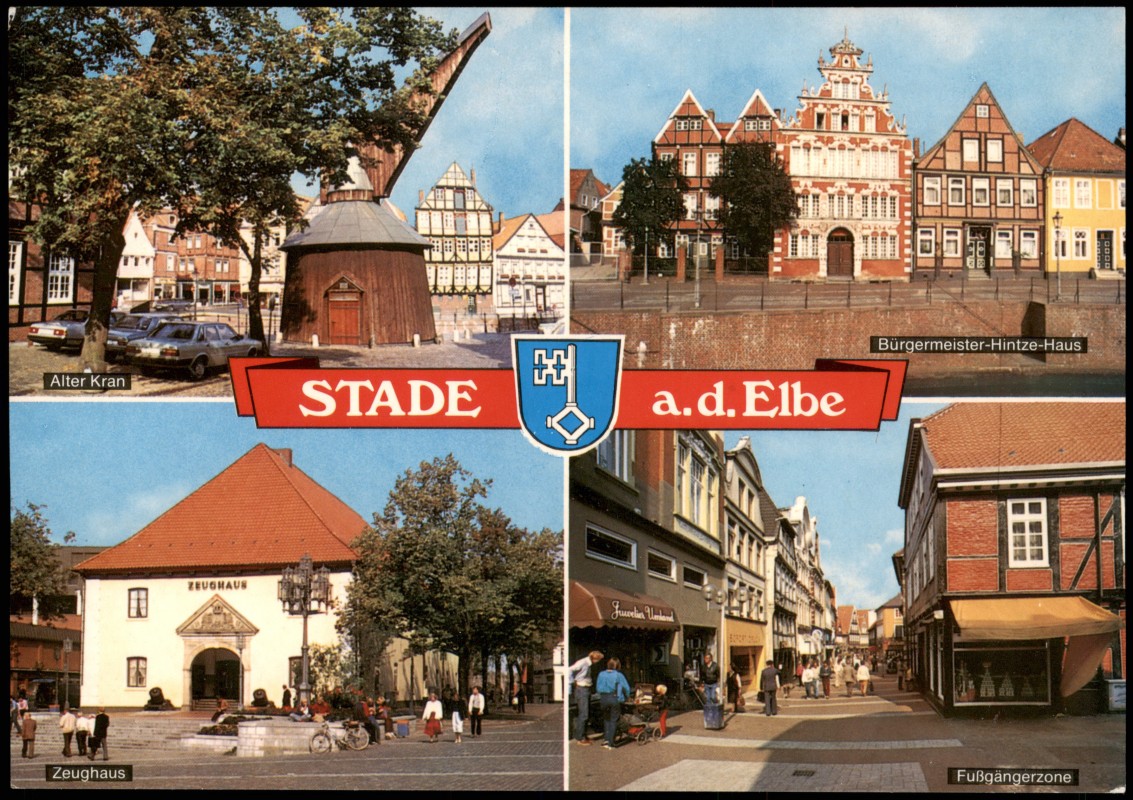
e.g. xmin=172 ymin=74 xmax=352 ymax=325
xmin=585 ymin=525 xmax=636 ymax=569
xmin=1007 ymin=499 xmax=1048 ymax=567
xmin=953 ymin=642 xmax=1050 ymax=705
xmin=127 ymin=657 xmax=147 ymax=688
xmin=128 ymin=588 xmax=148 ymax=618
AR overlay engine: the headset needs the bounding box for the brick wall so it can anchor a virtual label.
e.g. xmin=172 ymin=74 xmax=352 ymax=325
xmin=572 ymin=301 xmax=1125 ymax=374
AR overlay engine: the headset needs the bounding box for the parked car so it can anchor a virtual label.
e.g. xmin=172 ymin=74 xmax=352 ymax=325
xmin=106 ymin=313 xmax=183 ymax=360
xmin=28 ymin=309 xmax=127 ymax=350
xmin=125 ymin=320 xmax=262 ymax=380
xmin=153 ymin=298 xmax=195 ymax=313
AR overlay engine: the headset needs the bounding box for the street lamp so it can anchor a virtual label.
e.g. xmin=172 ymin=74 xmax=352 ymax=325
xmin=234 ymin=632 xmax=247 ymax=709
xmin=692 ymin=210 xmax=704 ymax=309
xmin=62 ymin=638 xmax=73 ymax=710
xmin=278 ymin=554 xmax=331 ymax=706
xmin=1052 ymin=210 xmax=1063 ymax=301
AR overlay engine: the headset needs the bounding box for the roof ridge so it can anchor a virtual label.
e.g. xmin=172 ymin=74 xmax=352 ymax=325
xmin=266 ymin=447 xmax=365 ymax=553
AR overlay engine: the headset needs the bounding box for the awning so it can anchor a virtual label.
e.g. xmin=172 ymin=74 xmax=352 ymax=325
xmin=726 ymin=618 xmax=765 ymax=649
xmin=949 ymin=596 xmax=1122 ymax=698
xmin=949 ymin=596 xmax=1121 ymax=641
xmin=570 ymin=580 xmax=679 ymax=631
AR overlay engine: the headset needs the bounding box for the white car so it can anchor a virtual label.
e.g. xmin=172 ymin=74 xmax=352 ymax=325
xmin=125 ymin=320 xmax=262 ymax=380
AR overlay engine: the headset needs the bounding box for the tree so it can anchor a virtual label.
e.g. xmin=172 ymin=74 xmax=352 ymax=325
xmin=612 ymin=156 xmax=688 ymax=264
xmin=344 ymin=456 xmax=562 ymax=700
xmin=10 ymin=503 xmax=76 ymax=621
xmin=709 ymin=141 xmax=797 ymax=261
xmin=8 ymin=8 xmax=456 ymax=365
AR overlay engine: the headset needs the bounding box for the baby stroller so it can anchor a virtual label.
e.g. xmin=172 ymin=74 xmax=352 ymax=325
xmin=616 ymin=703 xmax=661 ymax=746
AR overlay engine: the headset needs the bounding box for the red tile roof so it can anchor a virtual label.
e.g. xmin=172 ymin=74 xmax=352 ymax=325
xmin=75 ymin=444 xmax=366 ymax=574
xmin=836 ymin=605 xmax=855 ymax=634
xmin=1028 ymin=118 xmax=1126 ymax=173
xmin=920 ymin=402 xmax=1125 ymax=470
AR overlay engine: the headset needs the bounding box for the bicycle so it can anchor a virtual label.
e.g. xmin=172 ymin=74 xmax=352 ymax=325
xmin=309 ymin=720 xmax=370 ymax=753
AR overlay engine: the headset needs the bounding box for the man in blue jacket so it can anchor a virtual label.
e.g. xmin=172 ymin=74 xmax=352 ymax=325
xmin=595 ymin=658 xmax=631 ymax=749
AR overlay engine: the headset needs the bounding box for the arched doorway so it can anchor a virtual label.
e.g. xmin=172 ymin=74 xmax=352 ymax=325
xmin=190 ymin=647 xmax=241 ymax=703
xmin=827 ymin=229 xmax=854 ymax=278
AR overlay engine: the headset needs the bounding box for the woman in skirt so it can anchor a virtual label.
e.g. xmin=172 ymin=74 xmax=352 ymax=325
xmin=422 ymin=692 xmax=444 ymax=743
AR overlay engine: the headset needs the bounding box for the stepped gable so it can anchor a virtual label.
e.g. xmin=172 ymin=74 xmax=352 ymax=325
xmin=918 ymin=402 xmax=1125 ymax=470
xmin=75 ymin=444 xmax=366 ymax=574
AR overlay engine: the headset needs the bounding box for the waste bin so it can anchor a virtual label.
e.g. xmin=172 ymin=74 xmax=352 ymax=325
xmin=703 ymin=701 xmax=724 ymax=730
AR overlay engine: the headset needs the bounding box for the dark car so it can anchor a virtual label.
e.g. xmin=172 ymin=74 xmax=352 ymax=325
xmin=105 ymin=313 xmax=183 ymax=360
xmin=28 ymin=310 xmax=126 ymax=350
xmin=125 ymin=320 xmax=262 ymax=380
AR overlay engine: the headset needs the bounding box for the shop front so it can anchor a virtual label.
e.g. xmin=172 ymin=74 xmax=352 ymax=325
xmin=569 ymin=579 xmax=680 ymax=691
xmin=724 ymin=617 xmax=766 ymax=693
xmin=940 ymin=596 xmax=1122 ymax=715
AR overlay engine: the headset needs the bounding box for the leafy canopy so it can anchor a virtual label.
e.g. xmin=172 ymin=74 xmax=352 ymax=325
xmin=10 ymin=503 xmax=76 ymax=620
xmin=709 ymin=141 xmax=798 ymax=258
xmin=612 ymin=156 xmax=688 ymax=256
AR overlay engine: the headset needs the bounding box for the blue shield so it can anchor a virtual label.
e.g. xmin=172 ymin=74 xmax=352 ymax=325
xmin=512 ymin=336 xmax=623 ymax=456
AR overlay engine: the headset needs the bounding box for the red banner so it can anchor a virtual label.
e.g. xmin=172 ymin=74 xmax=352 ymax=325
xmin=230 ymin=357 xmax=905 ymax=431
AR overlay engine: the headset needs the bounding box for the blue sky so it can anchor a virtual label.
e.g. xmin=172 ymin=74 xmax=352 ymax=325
xmin=9 ymin=401 xmax=565 ymax=548
xmin=571 ymin=7 xmax=1127 ymax=187
xmin=725 ymin=400 xmax=947 ymax=613
xmin=288 ymin=7 xmax=565 ymax=222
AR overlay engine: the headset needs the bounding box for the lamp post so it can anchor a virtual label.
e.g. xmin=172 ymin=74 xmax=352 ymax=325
xmin=1052 ymin=210 xmax=1063 ymax=301
xmin=278 ymin=554 xmax=331 ymax=706
xmin=62 ymin=638 xmax=73 ymax=710
xmin=692 ymin=210 xmax=704 ymax=309
xmin=234 ymin=632 xmax=247 ymax=709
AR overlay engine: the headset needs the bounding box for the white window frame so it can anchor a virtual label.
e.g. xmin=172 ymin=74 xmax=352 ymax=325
xmin=962 ymin=139 xmax=979 ymax=163
xmin=1074 ymin=179 xmax=1092 ymax=209
xmin=584 ymin=524 xmax=637 ymax=570
xmin=596 ymin=430 xmax=634 ymax=483
xmin=47 ymin=253 xmax=75 ymax=303
xmin=682 ymin=564 xmax=707 ymax=590
xmin=127 ymin=657 xmax=148 ymax=688
xmin=705 ymin=152 xmax=721 ymax=177
xmin=682 ymin=151 xmax=697 ymax=177
xmin=9 ymin=240 xmax=23 ymax=306
xmin=128 ymin=587 xmax=148 ymax=619
xmin=996 ymin=179 xmax=1014 ymax=207
xmin=995 ymin=230 xmax=1013 ymax=259
xmin=1052 ymin=178 xmax=1070 ymax=209
xmin=923 ymin=176 xmax=941 ymax=206
xmin=1020 ymin=230 xmax=1038 ymax=258
xmin=1007 ymin=498 xmax=1048 ymax=568
xmin=943 ymin=228 xmax=962 ymax=258
xmin=986 ymin=139 xmax=1003 ymax=163
xmin=917 ymin=229 xmax=935 ymax=256
xmin=646 ymin=549 xmax=677 ymax=582
xmin=976 ymin=104 xmax=989 ymax=118
xmin=1020 ymin=179 xmax=1038 ymax=208
xmin=948 ymin=178 xmax=965 ymax=206
xmin=972 ymin=178 xmax=990 ymax=207
xmin=1072 ymin=228 xmax=1089 ymax=259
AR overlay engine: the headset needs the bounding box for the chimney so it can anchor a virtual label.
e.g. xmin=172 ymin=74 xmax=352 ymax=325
xmin=706 ymin=109 xmax=715 ymax=122
xmin=419 ymin=189 xmax=424 ymax=205
xmin=498 ymin=211 xmax=505 ymax=230
xmin=275 ymin=448 xmax=292 ymax=467
xmin=913 ymin=138 xmax=920 ymax=159
xmin=471 ymin=166 xmax=477 ymax=186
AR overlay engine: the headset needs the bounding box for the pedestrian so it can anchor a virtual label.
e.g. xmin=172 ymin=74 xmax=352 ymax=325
xmin=568 ymin=650 xmax=603 ymax=746
xmin=88 ymin=707 xmax=109 ymax=761
xmin=759 ymin=661 xmax=780 ymax=717
xmin=727 ymin=665 xmax=744 ymax=712
xmin=10 ymin=695 xmax=21 ymax=735
xmin=803 ymin=662 xmax=818 ymax=699
xmin=281 ymin=685 xmax=292 ymax=710
xmin=75 ymin=711 xmax=91 ymax=756
xmin=701 ymin=653 xmax=721 ymax=705
xmin=450 ymin=694 xmax=464 ymax=744
xmin=354 ymin=696 xmax=375 ymax=745
xmin=59 ymin=706 xmax=76 ymax=757
xmin=653 ymin=684 xmax=670 ymax=737
xmin=20 ymin=710 xmax=37 ymax=758
xmin=467 ymin=687 xmax=485 ymax=738
xmin=843 ymin=661 xmax=857 ymax=696
xmin=857 ymin=660 xmax=871 ymax=697
xmin=795 ymin=661 xmax=804 ymax=688
xmin=819 ymin=660 xmax=833 ymax=699
xmin=422 ymin=692 xmax=443 ymax=743
xmin=595 ymin=657 xmax=631 ymax=750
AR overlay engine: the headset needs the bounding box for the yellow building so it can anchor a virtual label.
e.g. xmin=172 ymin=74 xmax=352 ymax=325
xmin=1029 ymin=118 xmax=1126 ymax=276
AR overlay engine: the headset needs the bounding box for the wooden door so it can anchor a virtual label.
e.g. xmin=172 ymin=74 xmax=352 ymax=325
xmin=327 ymin=291 xmax=361 ymax=345
xmin=827 ymin=230 xmax=854 ymax=277
xmin=966 ymin=228 xmax=989 ymax=271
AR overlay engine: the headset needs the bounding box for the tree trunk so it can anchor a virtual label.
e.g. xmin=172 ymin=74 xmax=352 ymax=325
xmin=80 ymin=218 xmax=128 ymax=372
xmin=243 ymin=225 xmax=270 ymax=356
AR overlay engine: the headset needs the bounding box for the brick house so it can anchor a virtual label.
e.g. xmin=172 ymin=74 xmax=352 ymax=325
xmin=912 ymin=83 xmax=1045 ymax=277
xmin=898 ymin=402 xmax=1125 ymax=715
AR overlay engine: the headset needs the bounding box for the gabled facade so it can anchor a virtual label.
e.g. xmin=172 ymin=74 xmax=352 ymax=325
xmin=898 ymin=402 xmax=1125 ymax=715
xmin=599 ymin=181 xmax=626 ymax=259
xmin=777 ymin=34 xmax=913 ymax=280
xmin=873 ymin=593 xmax=904 ymax=659
xmin=913 ymin=83 xmax=1045 ymax=276
xmin=766 ymin=498 xmax=801 ymax=675
xmin=415 ymin=162 xmax=496 ymax=332
xmin=566 ymin=168 xmax=610 ymax=254
xmin=492 ymin=213 xmax=564 ymax=323
xmin=652 ymin=90 xmax=727 ymax=264
xmin=785 ymin=496 xmax=830 ymax=659
xmin=1028 ymin=118 xmax=1126 ymax=276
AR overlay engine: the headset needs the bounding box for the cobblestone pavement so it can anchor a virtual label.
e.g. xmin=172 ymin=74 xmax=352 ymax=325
xmin=8 ymin=333 xmax=516 ymax=398
xmin=569 ymin=675 xmax=1126 ymax=793
xmin=10 ymin=705 xmax=564 ymax=791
